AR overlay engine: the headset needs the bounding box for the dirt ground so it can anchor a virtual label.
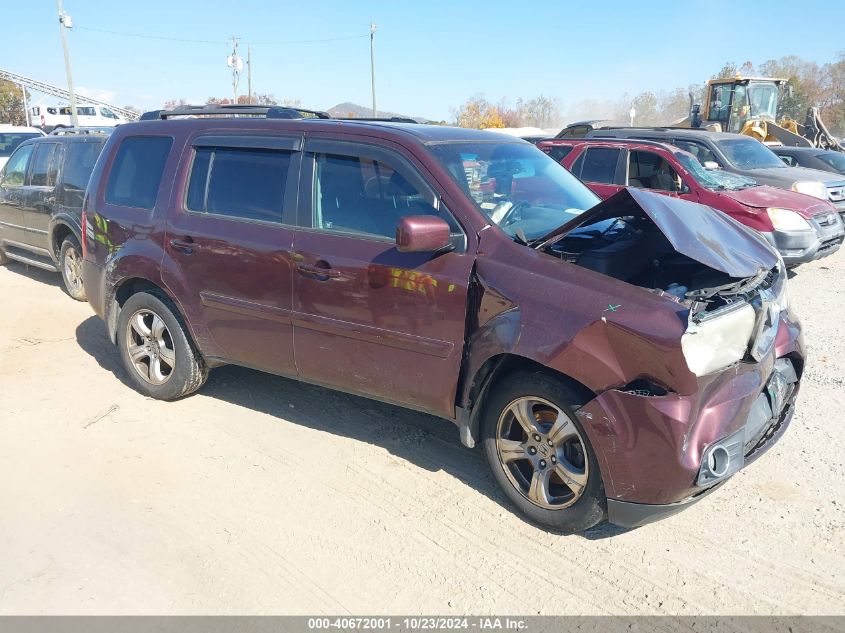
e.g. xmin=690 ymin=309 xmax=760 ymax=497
xmin=0 ymin=250 xmax=843 ymax=616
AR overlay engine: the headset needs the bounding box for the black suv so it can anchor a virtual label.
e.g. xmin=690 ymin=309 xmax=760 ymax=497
xmin=0 ymin=128 xmax=109 ymax=300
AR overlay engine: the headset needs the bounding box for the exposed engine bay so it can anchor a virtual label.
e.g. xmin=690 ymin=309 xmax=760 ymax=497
xmin=537 ymin=188 xmax=782 ymax=319
xmin=535 ymin=189 xmax=786 ymax=376
xmin=543 ymin=213 xmax=780 ymax=316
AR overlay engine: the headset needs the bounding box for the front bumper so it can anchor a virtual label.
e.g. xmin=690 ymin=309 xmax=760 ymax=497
xmin=607 ymin=381 xmax=797 ymax=528
xmin=575 ymin=310 xmax=804 ymax=527
xmin=760 ymin=215 xmax=844 ymax=265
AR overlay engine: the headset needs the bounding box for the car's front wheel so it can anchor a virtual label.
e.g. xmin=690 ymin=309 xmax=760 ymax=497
xmin=481 ymin=370 xmax=606 ymax=533
xmin=116 ymin=291 xmax=208 ymax=400
xmin=59 ymin=235 xmax=86 ymax=301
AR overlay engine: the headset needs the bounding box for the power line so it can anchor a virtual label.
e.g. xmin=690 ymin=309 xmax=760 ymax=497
xmin=74 ymin=25 xmax=226 ymax=45
xmin=74 ymin=25 xmax=370 ymax=46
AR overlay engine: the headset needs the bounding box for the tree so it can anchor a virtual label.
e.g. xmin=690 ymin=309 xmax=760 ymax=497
xmin=712 ymin=62 xmax=739 ymax=80
xmin=452 ymin=94 xmax=492 ymax=128
xmin=164 ymin=98 xmax=190 ymax=110
xmin=0 ymin=79 xmax=28 ymax=126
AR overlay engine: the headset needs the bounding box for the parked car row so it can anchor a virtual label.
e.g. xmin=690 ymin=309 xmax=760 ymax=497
xmin=0 ymin=106 xmax=805 ymax=533
xmin=0 ymin=127 xmax=109 ymax=299
xmin=538 ymin=137 xmax=844 ymax=266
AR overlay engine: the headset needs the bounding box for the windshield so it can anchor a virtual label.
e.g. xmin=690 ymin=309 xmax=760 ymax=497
xmin=428 ymin=141 xmax=599 ymax=240
xmin=748 ymin=82 xmax=779 ymax=119
xmin=674 ymin=151 xmax=757 ymax=190
xmin=716 ymin=138 xmax=785 ymax=170
xmin=817 ymin=152 xmax=845 ymax=173
xmin=0 ymin=133 xmax=40 ymax=157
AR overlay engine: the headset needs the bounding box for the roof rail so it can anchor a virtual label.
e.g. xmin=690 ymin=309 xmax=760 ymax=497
xmin=139 ymin=104 xmax=331 ymax=121
xmin=336 ymin=116 xmax=418 ymax=124
xmin=542 ymin=137 xmax=680 ymax=152
xmin=595 ymin=125 xmax=711 ymax=133
xmin=49 ymin=126 xmax=114 ymax=136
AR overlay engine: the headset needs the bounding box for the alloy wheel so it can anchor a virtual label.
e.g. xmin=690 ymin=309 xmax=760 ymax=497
xmin=63 ymin=246 xmax=83 ymax=294
xmin=495 ymin=396 xmax=589 ymax=510
xmin=125 ymin=309 xmax=176 ymax=385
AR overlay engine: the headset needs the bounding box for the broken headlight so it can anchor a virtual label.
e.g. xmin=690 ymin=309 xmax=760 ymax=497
xmin=681 ymin=303 xmax=756 ymax=377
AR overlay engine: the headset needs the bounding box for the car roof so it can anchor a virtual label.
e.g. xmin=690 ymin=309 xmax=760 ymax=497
xmin=126 ymin=117 xmax=528 ymax=145
xmin=590 ymin=127 xmax=747 ymax=141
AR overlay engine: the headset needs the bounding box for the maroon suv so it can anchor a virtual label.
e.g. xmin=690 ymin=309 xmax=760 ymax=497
xmin=81 ymin=106 xmax=804 ymax=532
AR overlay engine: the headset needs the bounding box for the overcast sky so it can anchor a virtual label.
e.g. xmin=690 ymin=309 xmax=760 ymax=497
xmin=3 ymin=0 xmax=844 ymax=121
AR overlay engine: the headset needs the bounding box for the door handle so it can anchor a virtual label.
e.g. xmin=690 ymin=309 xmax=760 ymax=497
xmin=170 ymin=236 xmax=199 ymax=255
xmin=296 ymin=262 xmax=342 ymax=280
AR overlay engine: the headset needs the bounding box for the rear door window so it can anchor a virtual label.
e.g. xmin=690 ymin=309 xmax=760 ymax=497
xmin=27 ymin=143 xmax=61 ymax=187
xmin=105 ymin=136 xmax=173 ymax=209
xmin=579 ymin=147 xmax=622 ymax=184
xmin=186 ymin=147 xmax=292 ymax=223
xmin=61 ymin=141 xmax=105 ymax=207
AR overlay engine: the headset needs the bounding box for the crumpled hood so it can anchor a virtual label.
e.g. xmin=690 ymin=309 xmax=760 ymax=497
xmin=724 ymin=185 xmax=833 ymax=218
xmin=540 ymin=188 xmax=778 ymax=278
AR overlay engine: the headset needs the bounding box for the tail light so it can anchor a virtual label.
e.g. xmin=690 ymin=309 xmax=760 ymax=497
xmin=40 ymin=114 xmax=45 ymax=127
xmin=81 ymin=209 xmax=88 ymax=258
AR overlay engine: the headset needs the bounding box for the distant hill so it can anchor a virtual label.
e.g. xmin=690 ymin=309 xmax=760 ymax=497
xmin=328 ymin=102 xmax=432 ymax=123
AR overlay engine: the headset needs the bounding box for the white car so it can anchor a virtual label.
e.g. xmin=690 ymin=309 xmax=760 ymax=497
xmin=0 ymin=125 xmax=45 ymax=171
xmin=30 ymin=104 xmax=127 ymax=130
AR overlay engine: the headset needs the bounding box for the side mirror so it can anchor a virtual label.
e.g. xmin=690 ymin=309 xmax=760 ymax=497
xmin=703 ymin=161 xmax=721 ymax=170
xmin=396 ymin=215 xmax=451 ymax=253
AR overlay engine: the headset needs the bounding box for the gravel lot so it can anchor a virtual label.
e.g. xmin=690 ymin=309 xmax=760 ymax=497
xmin=0 ymin=250 xmax=843 ymax=615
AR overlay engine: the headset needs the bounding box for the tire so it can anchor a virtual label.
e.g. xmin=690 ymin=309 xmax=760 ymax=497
xmin=116 ymin=290 xmax=208 ymax=400
xmin=481 ymin=370 xmax=606 ymax=533
xmin=59 ymin=235 xmax=86 ymax=301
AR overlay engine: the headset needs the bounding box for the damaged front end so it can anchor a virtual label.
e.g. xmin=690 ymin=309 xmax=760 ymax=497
xmin=538 ymin=188 xmax=786 ymax=380
xmin=533 ymin=189 xmax=803 ymax=526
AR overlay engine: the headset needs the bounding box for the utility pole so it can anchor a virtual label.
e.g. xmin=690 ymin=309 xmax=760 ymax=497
xmin=226 ymin=36 xmax=243 ymax=104
xmin=56 ymin=0 xmax=78 ymax=127
xmin=370 ymin=23 xmax=377 ymax=117
xmin=247 ymin=45 xmax=252 ymax=105
xmin=20 ymin=83 xmax=29 ymax=126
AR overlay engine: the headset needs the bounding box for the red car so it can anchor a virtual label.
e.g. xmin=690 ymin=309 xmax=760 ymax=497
xmin=81 ymin=106 xmax=803 ymax=532
xmin=539 ymin=138 xmax=844 ymax=266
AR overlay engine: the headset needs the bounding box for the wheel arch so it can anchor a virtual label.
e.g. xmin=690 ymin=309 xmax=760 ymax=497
xmin=106 ymin=277 xmax=198 ymax=353
xmin=49 ymin=219 xmax=80 ymax=261
xmin=457 ymin=351 xmax=596 ymax=449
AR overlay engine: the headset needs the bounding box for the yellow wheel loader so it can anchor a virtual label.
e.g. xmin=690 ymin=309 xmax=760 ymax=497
xmin=681 ymin=76 xmax=843 ymax=152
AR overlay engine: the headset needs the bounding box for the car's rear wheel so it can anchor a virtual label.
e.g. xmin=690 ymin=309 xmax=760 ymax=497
xmin=481 ymin=370 xmax=606 ymax=533
xmin=59 ymin=235 xmax=86 ymax=301
xmin=116 ymin=291 xmax=208 ymax=400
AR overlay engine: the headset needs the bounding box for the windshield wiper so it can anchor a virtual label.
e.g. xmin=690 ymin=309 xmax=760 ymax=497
xmin=513 ymin=228 xmax=529 ymax=246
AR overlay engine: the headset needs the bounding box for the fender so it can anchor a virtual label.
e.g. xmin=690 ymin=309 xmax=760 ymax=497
xmin=47 ymin=212 xmax=82 ymax=259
